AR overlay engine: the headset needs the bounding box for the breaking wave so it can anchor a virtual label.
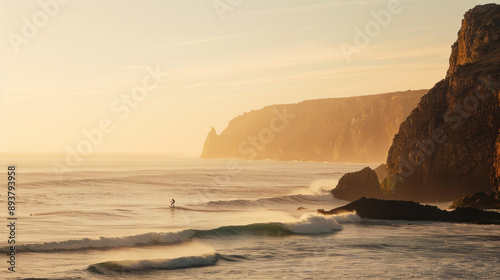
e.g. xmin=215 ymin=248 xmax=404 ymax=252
xmin=87 ymin=253 xmax=249 ymax=274
xmin=87 ymin=253 xmax=222 ymax=274
xmin=7 ymin=230 xmax=196 ymax=252
xmin=2 ymin=213 xmax=360 ymax=253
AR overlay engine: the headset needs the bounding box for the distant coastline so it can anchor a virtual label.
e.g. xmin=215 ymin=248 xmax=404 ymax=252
xmin=201 ymin=90 xmax=427 ymax=164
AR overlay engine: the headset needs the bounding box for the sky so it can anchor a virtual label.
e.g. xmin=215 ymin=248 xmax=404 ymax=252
xmin=0 ymin=0 xmax=497 ymax=157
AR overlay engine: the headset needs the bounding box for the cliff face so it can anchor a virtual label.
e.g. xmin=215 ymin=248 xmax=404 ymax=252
xmin=201 ymin=90 xmax=426 ymax=163
xmin=385 ymin=4 xmax=500 ymax=201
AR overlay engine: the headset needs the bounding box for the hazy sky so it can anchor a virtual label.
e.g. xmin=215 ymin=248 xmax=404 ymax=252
xmin=0 ymin=0 xmax=496 ymax=157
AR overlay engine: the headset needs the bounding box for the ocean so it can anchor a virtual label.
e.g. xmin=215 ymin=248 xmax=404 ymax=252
xmin=0 ymin=158 xmax=499 ymax=279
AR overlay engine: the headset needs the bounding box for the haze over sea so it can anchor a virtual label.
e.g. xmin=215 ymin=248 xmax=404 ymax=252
xmin=0 ymin=157 xmax=498 ymax=279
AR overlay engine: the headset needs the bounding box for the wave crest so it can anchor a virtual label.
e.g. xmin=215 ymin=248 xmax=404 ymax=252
xmin=285 ymin=214 xmax=340 ymax=234
xmin=194 ymin=223 xmax=291 ymax=238
xmin=8 ymin=230 xmax=195 ymax=252
xmin=87 ymin=253 xmax=220 ymax=274
xmin=203 ymin=194 xmax=336 ymax=209
xmin=284 ymin=213 xmax=361 ymax=234
xmin=4 ymin=214 xmax=360 ymax=252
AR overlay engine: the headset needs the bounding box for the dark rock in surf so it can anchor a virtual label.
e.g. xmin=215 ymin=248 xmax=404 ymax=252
xmin=450 ymin=191 xmax=500 ymax=209
xmin=318 ymin=197 xmax=500 ymax=224
xmin=331 ymin=167 xmax=385 ymax=201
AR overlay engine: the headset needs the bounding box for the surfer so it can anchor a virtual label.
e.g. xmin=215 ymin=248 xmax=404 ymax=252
xmin=170 ymin=198 xmax=175 ymax=208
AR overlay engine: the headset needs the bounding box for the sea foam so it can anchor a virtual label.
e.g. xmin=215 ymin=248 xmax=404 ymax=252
xmin=284 ymin=214 xmax=342 ymax=233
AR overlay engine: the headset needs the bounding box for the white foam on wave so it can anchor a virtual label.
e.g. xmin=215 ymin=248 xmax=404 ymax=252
xmin=89 ymin=253 xmax=219 ymax=273
xmin=284 ymin=212 xmax=361 ymax=234
xmin=332 ymin=212 xmax=363 ymax=223
xmin=4 ymin=213 xmax=363 ymax=253
xmin=284 ymin=214 xmax=343 ymax=234
xmin=290 ymin=178 xmax=339 ymax=196
xmin=306 ymin=179 xmax=339 ymax=195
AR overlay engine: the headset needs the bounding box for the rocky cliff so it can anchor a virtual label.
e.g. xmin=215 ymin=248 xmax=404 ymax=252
xmin=384 ymin=4 xmax=500 ymax=201
xmin=201 ymin=90 xmax=426 ymax=163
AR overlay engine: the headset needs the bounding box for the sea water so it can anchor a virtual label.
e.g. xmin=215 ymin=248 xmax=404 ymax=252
xmin=0 ymin=158 xmax=498 ymax=279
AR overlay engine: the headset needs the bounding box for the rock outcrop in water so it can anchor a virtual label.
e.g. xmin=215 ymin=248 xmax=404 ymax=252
xmin=450 ymin=191 xmax=500 ymax=210
xmin=334 ymin=4 xmax=500 ymax=202
xmin=201 ymin=91 xmax=426 ymax=163
xmin=331 ymin=167 xmax=385 ymax=201
xmin=318 ymin=197 xmax=500 ymax=224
